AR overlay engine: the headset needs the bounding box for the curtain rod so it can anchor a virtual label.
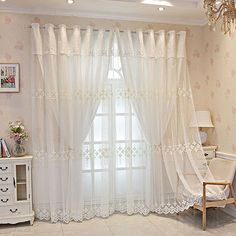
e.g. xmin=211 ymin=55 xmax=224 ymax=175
xmin=26 ymin=25 xmax=127 ymax=33
xmin=26 ymin=25 xmax=182 ymax=35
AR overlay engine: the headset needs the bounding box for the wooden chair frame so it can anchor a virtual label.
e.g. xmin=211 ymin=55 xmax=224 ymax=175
xmin=193 ymin=181 xmax=236 ymax=231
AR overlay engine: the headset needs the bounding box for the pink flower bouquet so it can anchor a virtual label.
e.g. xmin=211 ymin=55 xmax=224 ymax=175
xmin=9 ymin=120 xmax=28 ymax=144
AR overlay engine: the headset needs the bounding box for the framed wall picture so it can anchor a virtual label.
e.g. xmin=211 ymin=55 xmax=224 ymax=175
xmin=0 ymin=63 xmax=20 ymax=92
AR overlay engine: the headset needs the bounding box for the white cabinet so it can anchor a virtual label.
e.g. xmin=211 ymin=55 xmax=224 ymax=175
xmin=203 ymin=145 xmax=217 ymax=164
xmin=0 ymin=156 xmax=34 ymax=225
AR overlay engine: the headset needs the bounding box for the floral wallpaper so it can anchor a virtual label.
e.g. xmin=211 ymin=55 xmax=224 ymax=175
xmin=0 ymin=13 xmax=32 ymax=152
xmin=203 ymin=25 xmax=236 ymax=155
xmin=0 ymin=13 xmax=208 ymax=154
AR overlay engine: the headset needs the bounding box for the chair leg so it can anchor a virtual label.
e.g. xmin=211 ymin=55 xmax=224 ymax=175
xmin=202 ymin=182 xmax=207 ymax=231
xmin=229 ymin=184 xmax=236 ymax=208
xmin=202 ymin=207 xmax=206 ymax=231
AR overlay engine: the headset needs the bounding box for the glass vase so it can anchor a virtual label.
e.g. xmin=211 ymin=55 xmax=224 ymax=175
xmin=12 ymin=140 xmax=26 ymax=157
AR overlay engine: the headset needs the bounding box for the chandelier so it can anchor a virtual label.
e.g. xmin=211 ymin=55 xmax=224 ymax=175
xmin=204 ymin=0 xmax=236 ymax=34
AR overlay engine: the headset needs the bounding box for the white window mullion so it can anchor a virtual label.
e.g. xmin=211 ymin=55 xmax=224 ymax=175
xmin=90 ymin=123 xmax=95 ymax=200
xmin=129 ymin=105 xmax=133 ymax=168
xmin=109 ymin=83 xmax=116 ymax=203
xmin=126 ymin=103 xmax=133 ymax=201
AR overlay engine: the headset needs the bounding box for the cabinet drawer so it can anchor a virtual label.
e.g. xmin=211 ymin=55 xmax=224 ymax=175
xmin=0 ymin=185 xmax=12 ymax=196
xmin=204 ymin=150 xmax=215 ymax=159
xmin=0 ymin=195 xmax=12 ymax=206
xmin=0 ymin=174 xmax=12 ymax=185
xmin=0 ymin=204 xmax=29 ymax=217
xmin=0 ymin=174 xmax=13 ymax=186
xmin=0 ymin=163 xmax=12 ymax=174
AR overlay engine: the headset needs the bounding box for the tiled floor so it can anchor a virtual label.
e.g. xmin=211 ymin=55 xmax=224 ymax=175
xmin=0 ymin=209 xmax=236 ymax=236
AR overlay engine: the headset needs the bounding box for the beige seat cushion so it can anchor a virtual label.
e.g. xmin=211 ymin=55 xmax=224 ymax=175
xmin=206 ymin=158 xmax=236 ymax=192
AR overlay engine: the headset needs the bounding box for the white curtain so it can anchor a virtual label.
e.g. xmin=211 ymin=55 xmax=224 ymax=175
xmin=31 ymin=23 xmax=114 ymax=222
xmin=31 ymin=25 xmax=224 ymax=223
xmin=116 ymin=29 xmax=224 ymax=213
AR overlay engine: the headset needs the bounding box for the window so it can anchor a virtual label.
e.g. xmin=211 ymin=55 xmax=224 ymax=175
xmin=81 ymin=43 xmax=147 ymax=197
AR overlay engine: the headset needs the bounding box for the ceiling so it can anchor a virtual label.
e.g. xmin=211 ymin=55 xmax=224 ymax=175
xmin=0 ymin=0 xmax=206 ymax=25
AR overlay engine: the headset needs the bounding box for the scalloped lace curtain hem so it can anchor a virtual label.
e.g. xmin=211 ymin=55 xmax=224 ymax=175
xmin=34 ymin=191 xmax=226 ymax=223
xmin=34 ymin=198 xmax=200 ymax=223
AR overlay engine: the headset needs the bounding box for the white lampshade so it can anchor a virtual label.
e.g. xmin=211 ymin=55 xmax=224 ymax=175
xmin=190 ymin=110 xmax=214 ymax=128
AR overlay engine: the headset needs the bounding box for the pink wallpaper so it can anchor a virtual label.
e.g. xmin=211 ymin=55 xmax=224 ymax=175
xmin=203 ymin=25 xmax=236 ymax=154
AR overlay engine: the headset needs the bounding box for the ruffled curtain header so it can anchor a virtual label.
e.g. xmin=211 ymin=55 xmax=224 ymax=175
xmin=31 ymin=23 xmax=114 ymax=56
xmin=116 ymin=29 xmax=186 ymax=59
xmin=31 ymin=23 xmax=186 ymax=58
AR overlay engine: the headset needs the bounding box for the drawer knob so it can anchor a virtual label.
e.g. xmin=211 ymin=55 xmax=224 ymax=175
xmin=0 ymin=177 xmax=8 ymax=182
xmin=204 ymin=153 xmax=209 ymax=157
xmin=1 ymin=198 xmax=9 ymax=203
xmin=10 ymin=208 xmax=18 ymax=213
xmin=0 ymin=188 xmax=8 ymax=193
xmin=0 ymin=166 xmax=8 ymax=171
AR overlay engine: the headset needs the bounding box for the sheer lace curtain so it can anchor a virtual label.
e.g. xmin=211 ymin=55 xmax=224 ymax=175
xmin=116 ymin=29 xmax=224 ymax=212
xmin=31 ymin=25 xmax=223 ymax=223
xmin=31 ymin=23 xmax=114 ymax=222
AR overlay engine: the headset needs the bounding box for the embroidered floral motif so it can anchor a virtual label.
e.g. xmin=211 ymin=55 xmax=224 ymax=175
xmin=33 ymin=142 xmax=202 ymax=160
xmin=33 ymin=87 xmax=193 ymax=100
xmin=178 ymin=88 xmax=192 ymax=98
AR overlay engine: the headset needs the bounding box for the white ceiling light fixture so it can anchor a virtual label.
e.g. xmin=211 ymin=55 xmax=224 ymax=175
xmin=158 ymin=7 xmax=165 ymax=11
xmin=67 ymin=0 xmax=75 ymax=4
xmin=141 ymin=0 xmax=173 ymax=7
xmin=1 ymin=0 xmax=7 ymax=2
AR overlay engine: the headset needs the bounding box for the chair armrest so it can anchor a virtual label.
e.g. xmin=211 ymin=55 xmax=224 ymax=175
xmin=203 ymin=181 xmax=230 ymax=186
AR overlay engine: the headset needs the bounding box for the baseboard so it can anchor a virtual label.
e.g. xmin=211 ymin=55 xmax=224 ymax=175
xmin=216 ymin=151 xmax=236 ymax=217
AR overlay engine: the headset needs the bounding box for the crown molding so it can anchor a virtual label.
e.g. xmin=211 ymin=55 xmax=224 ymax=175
xmin=111 ymin=0 xmax=201 ymax=9
xmin=0 ymin=7 xmax=207 ymax=26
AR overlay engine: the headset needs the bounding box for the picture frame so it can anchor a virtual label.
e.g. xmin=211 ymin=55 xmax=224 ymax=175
xmin=0 ymin=63 xmax=20 ymax=92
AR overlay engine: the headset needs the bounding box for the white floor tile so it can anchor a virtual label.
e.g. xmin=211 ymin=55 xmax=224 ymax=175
xmin=104 ymin=213 xmax=150 ymax=226
xmin=108 ymin=221 xmax=164 ymax=236
xmin=0 ymin=208 xmax=235 ymax=236
xmin=63 ymin=228 xmax=112 ymax=236
xmin=14 ymin=220 xmax=62 ymax=233
xmin=0 ymin=233 xmax=14 ymax=236
xmin=62 ymin=218 xmax=112 ymax=236
xmin=14 ymin=232 xmax=63 ymax=236
xmin=62 ymin=218 xmax=107 ymax=232
xmin=0 ymin=224 xmax=16 ymax=235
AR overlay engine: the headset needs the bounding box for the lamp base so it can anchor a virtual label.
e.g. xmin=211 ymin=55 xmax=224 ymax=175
xmin=199 ymin=131 xmax=207 ymax=145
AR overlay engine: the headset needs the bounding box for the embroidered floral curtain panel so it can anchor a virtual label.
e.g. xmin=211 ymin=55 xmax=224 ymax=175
xmin=31 ymin=24 xmax=223 ymax=222
xmin=116 ymin=29 xmax=224 ymax=212
xmin=31 ymin=23 xmax=114 ymax=221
